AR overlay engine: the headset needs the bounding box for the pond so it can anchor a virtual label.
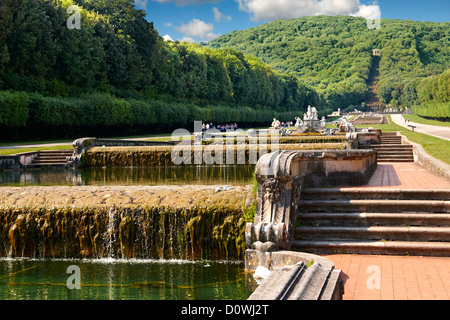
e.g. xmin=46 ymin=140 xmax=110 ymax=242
xmin=0 ymin=258 xmax=257 ymax=300
xmin=0 ymin=165 xmax=255 ymax=187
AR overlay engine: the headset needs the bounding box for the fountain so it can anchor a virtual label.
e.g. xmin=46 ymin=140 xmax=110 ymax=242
xmin=294 ymin=106 xmax=327 ymax=134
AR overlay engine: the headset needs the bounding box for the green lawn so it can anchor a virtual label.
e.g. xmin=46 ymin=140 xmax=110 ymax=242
xmin=356 ymin=116 xmax=450 ymax=165
xmin=403 ymin=114 xmax=450 ymax=127
xmin=0 ymin=145 xmax=73 ymax=156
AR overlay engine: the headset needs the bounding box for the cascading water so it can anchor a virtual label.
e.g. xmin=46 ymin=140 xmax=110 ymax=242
xmin=0 ymin=206 xmax=246 ymax=261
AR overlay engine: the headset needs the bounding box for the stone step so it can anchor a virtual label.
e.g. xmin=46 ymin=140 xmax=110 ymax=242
xmin=297 ymin=212 xmax=450 ymax=227
xmin=39 ymin=150 xmax=73 ymax=154
xmin=28 ymin=150 xmax=73 ymax=166
xmin=298 ymin=200 xmax=450 ymax=213
xmin=379 ymin=142 xmax=402 ymax=145
xmin=377 ymin=158 xmax=414 ymax=163
xmin=31 ymin=160 xmax=70 ymax=164
xmin=301 ymin=189 xmax=450 ymax=200
xmin=376 ymin=151 xmax=414 ymax=156
xmin=381 ymin=132 xmax=399 ymax=136
xmin=295 ymin=226 xmax=450 ymax=242
xmin=360 ymin=145 xmax=413 ymax=150
xmin=37 ymin=155 xmax=70 ymax=160
xmin=375 ymin=150 xmax=413 ymax=155
xmin=380 ymin=138 xmax=402 ymax=142
xmin=294 ymin=187 xmax=450 ymax=256
xmin=291 ymin=240 xmax=450 ymax=256
xmin=377 ymin=157 xmax=414 ymax=162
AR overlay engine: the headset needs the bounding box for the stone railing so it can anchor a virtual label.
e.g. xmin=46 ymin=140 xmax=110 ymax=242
xmin=245 ymin=149 xmax=377 ymax=258
xmin=245 ymin=149 xmax=377 ymax=300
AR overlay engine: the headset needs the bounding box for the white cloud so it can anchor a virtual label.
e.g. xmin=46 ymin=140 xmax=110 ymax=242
xmin=176 ymin=18 xmax=220 ymax=41
xmin=164 ymin=22 xmax=174 ymax=27
xmin=134 ymin=0 xmax=148 ymax=9
xmin=213 ymin=7 xmax=232 ymax=22
xmin=352 ymin=3 xmax=381 ymax=20
xmin=152 ymin=0 xmax=220 ymax=6
xmin=179 ymin=36 xmax=196 ymax=43
xmin=237 ymin=0 xmax=381 ymax=22
xmin=163 ymin=34 xmax=174 ymax=41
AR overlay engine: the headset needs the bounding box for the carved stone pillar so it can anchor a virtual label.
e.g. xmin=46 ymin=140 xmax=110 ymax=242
xmin=246 ymin=151 xmax=303 ymax=252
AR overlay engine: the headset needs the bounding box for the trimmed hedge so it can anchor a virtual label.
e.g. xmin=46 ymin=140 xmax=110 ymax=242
xmin=0 ymin=91 xmax=307 ymax=141
xmin=0 ymin=91 xmax=29 ymax=127
xmin=412 ymin=103 xmax=450 ymax=120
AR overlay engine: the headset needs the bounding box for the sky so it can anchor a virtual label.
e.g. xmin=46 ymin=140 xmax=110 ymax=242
xmin=133 ymin=0 xmax=450 ymax=43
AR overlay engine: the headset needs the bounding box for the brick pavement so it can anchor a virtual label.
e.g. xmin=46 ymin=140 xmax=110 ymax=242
xmin=322 ymin=161 xmax=450 ymax=300
xmin=343 ymin=162 xmax=450 ymax=190
xmin=322 ymin=254 xmax=450 ymax=300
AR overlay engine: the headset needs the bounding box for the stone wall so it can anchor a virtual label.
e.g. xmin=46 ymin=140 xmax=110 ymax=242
xmin=0 ymin=152 xmax=39 ymax=170
xmin=0 ymin=185 xmax=254 ymax=260
xmin=400 ymin=134 xmax=450 ymax=180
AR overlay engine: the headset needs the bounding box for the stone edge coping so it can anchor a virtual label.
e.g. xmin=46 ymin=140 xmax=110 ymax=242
xmin=399 ymin=133 xmax=450 ymax=180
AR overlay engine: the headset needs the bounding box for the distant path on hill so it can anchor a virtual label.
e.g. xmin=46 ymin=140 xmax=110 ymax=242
xmin=366 ymin=55 xmax=383 ymax=113
xmin=391 ymin=114 xmax=450 ymax=141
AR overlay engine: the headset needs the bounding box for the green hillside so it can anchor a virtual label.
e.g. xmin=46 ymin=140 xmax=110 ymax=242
xmin=207 ymin=16 xmax=450 ymax=112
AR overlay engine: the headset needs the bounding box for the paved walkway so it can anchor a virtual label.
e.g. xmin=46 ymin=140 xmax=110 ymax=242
xmin=342 ymin=162 xmax=450 ymax=190
xmin=391 ymin=114 xmax=450 ymax=141
xmin=322 ymin=254 xmax=450 ymax=300
xmin=322 ymin=161 xmax=450 ymax=300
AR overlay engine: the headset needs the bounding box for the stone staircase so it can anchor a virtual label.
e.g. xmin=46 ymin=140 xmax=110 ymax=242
xmin=292 ymin=188 xmax=450 ymax=256
xmin=27 ymin=150 xmax=73 ymax=168
xmin=360 ymin=132 xmax=414 ymax=163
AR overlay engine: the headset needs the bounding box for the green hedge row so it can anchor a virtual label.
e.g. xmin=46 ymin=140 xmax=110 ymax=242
xmin=0 ymin=91 xmax=306 ymax=141
xmin=411 ymin=103 xmax=450 ymax=120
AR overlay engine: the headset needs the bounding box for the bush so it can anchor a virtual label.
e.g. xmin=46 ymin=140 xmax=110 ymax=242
xmin=0 ymin=91 xmax=29 ymax=127
xmin=412 ymin=103 xmax=450 ymax=119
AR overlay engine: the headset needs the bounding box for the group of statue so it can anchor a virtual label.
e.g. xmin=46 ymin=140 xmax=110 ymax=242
xmin=294 ymin=106 xmax=327 ymax=134
xmin=270 ymin=105 xmax=358 ymax=136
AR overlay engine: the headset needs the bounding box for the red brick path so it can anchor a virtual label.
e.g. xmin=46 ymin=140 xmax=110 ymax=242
xmin=322 ymin=254 xmax=450 ymax=300
xmin=344 ymin=162 xmax=450 ymax=190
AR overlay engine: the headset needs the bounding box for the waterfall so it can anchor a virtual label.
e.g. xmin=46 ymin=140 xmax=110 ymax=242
xmin=1 ymin=206 xmax=246 ymax=261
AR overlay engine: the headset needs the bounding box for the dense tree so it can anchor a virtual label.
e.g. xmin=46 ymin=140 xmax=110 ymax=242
xmin=0 ymin=0 xmax=320 ymax=141
xmin=208 ymin=16 xmax=450 ymax=112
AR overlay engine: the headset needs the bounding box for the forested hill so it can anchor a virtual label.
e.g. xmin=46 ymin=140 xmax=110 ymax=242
xmin=207 ymin=16 xmax=450 ymax=112
xmin=0 ymin=0 xmax=320 ymax=141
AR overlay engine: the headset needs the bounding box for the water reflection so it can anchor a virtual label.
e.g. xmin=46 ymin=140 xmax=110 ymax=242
xmin=0 ymin=166 xmax=255 ymax=187
xmin=0 ymin=259 xmax=257 ymax=300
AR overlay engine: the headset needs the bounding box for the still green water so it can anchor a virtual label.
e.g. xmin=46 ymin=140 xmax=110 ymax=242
xmin=0 ymin=165 xmax=255 ymax=187
xmin=0 ymin=258 xmax=257 ymax=300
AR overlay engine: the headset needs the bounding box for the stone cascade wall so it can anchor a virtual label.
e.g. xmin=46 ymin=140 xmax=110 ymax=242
xmin=80 ymin=143 xmax=347 ymax=168
xmin=0 ymin=185 xmax=254 ymax=260
xmin=1 ymin=206 xmax=246 ymax=260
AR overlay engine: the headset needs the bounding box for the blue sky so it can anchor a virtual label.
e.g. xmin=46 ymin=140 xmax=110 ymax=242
xmin=134 ymin=0 xmax=450 ymax=43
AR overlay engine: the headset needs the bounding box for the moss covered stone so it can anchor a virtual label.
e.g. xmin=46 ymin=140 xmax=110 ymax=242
xmin=0 ymin=185 xmax=254 ymax=260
